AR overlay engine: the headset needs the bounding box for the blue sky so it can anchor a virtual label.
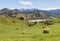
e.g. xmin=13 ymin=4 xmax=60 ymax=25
xmin=0 ymin=0 xmax=60 ymax=10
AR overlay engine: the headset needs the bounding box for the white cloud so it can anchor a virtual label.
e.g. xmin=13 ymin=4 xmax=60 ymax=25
xmin=45 ymin=8 xmax=59 ymax=10
xmin=10 ymin=8 xmax=15 ymax=10
xmin=19 ymin=1 xmax=33 ymax=6
xmin=38 ymin=8 xmax=60 ymax=10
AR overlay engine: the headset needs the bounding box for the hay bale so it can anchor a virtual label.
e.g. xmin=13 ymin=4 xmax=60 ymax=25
xmin=43 ymin=27 xmax=49 ymax=33
xmin=16 ymin=27 xmax=18 ymax=30
xmin=22 ymin=31 xmax=26 ymax=34
xmin=22 ymin=32 xmax=25 ymax=34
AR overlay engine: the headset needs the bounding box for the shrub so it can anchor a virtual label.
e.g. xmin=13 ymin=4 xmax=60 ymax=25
xmin=27 ymin=22 xmax=37 ymax=27
xmin=33 ymin=22 xmax=37 ymax=25
xmin=19 ymin=17 xmax=24 ymax=20
xmin=12 ymin=21 xmax=16 ymax=23
xmin=44 ymin=20 xmax=54 ymax=25
xmin=57 ymin=20 xmax=60 ymax=23
xmin=40 ymin=21 xmax=44 ymax=23
xmin=28 ymin=22 xmax=33 ymax=27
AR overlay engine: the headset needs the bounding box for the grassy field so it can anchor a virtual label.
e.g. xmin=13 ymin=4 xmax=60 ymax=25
xmin=0 ymin=17 xmax=60 ymax=41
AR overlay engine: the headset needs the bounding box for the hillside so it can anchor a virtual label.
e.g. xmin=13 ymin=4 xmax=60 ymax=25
xmin=0 ymin=17 xmax=60 ymax=41
xmin=0 ymin=8 xmax=60 ymax=18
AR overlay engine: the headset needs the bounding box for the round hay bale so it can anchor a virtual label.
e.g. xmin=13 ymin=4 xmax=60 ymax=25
xmin=22 ymin=32 xmax=25 ymax=34
xmin=16 ymin=27 xmax=18 ymax=30
xmin=43 ymin=27 xmax=49 ymax=33
xmin=22 ymin=31 xmax=26 ymax=34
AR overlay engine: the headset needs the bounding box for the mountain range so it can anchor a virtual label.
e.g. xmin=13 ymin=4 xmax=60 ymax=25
xmin=0 ymin=8 xmax=60 ymax=17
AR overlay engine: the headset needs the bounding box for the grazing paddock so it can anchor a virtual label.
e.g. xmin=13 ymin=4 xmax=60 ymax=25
xmin=0 ymin=17 xmax=60 ymax=41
